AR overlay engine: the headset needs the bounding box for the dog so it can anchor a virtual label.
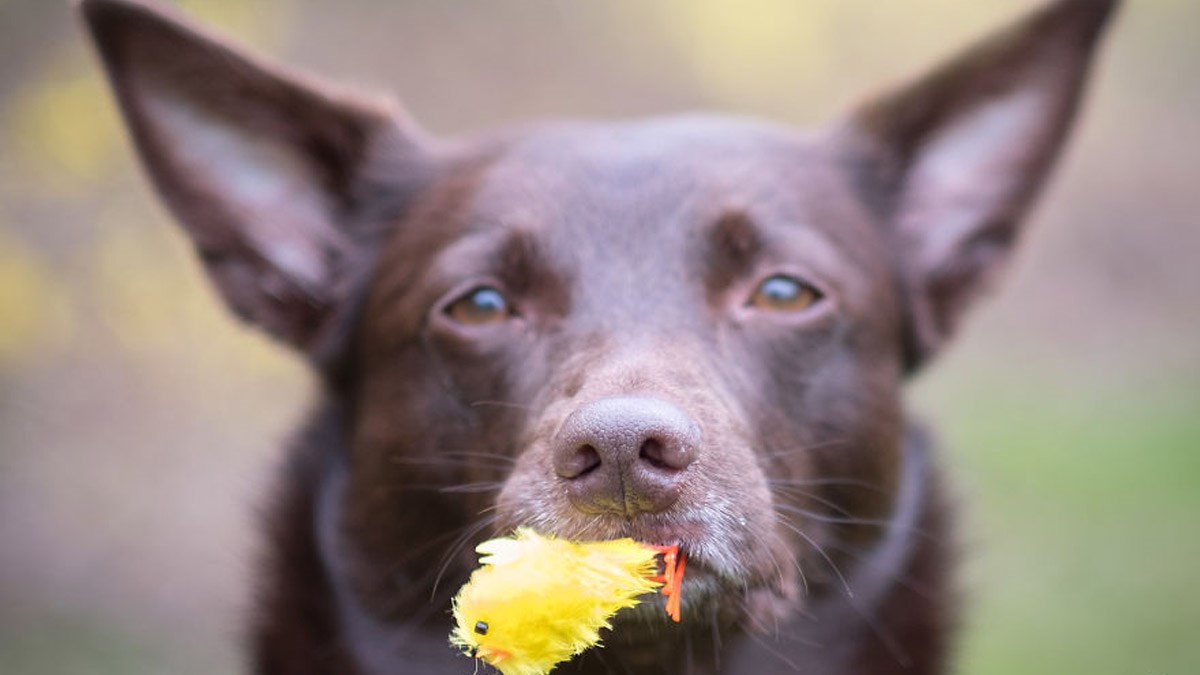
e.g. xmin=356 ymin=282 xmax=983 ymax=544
xmin=80 ymin=0 xmax=1119 ymax=673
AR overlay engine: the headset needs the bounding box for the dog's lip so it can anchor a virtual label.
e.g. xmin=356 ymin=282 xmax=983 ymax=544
xmin=617 ymin=518 xmax=711 ymax=550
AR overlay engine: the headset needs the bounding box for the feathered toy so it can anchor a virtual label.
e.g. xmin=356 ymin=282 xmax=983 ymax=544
xmin=450 ymin=528 xmax=687 ymax=675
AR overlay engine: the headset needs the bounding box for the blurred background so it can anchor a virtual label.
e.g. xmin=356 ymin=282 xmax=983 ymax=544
xmin=1 ymin=0 xmax=1197 ymax=673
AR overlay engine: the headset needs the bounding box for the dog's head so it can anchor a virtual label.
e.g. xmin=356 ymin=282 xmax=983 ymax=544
xmin=82 ymin=0 xmax=1117 ymax=634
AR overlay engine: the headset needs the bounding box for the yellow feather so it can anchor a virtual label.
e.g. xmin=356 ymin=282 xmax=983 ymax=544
xmin=450 ymin=528 xmax=665 ymax=675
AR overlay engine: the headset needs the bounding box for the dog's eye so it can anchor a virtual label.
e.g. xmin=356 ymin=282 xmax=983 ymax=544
xmin=748 ymin=274 xmax=822 ymax=312
xmin=445 ymin=286 xmax=513 ymax=325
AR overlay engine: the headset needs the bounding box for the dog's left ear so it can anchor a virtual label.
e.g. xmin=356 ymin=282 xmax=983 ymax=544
xmin=838 ymin=0 xmax=1120 ymax=371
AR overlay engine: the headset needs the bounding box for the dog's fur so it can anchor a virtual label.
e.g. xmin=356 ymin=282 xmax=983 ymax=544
xmin=80 ymin=1 xmax=1119 ymax=673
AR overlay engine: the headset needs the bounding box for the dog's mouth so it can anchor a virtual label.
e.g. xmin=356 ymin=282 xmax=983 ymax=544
xmin=515 ymin=513 xmax=795 ymax=631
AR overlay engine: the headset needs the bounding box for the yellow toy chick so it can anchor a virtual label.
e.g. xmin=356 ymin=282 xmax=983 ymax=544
xmin=450 ymin=528 xmax=686 ymax=675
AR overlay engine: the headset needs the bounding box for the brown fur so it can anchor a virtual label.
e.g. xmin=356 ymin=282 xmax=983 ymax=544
xmin=80 ymin=1 xmax=1120 ymax=673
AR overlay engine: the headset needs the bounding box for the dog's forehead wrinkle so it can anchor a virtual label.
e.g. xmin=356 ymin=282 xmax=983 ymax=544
xmin=463 ymin=123 xmax=892 ymax=327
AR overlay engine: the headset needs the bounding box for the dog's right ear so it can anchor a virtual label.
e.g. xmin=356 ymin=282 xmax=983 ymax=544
xmin=79 ymin=0 xmax=431 ymax=357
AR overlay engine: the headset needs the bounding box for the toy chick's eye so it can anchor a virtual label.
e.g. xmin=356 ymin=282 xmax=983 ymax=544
xmin=474 ymin=621 xmax=489 ymax=636
xmin=445 ymin=286 xmax=513 ymax=325
xmin=748 ymin=274 xmax=823 ymax=312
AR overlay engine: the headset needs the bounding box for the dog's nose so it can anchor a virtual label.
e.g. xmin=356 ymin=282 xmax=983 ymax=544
xmin=552 ymin=396 xmax=700 ymax=516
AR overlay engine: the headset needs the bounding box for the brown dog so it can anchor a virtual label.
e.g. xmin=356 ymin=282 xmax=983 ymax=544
xmin=80 ymin=1 xmax=1119 ymax=673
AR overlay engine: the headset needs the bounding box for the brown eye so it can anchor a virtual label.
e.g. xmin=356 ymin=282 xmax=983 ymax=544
xmin=445 ymin=286 xmax=512 ymax=325
xmin=748 ymin=274 xmax=822 ymax=312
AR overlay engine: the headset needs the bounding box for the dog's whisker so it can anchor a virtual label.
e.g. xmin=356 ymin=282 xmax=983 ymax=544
xmin=437 ymin=450 xmax=519 ymax=464
xmin=368 ymin=480 xmax=505 ymax=498
xmin=471 ymin=503 xmax=502 ymax=519
xmin=774 ymin=514 xmax=853 ymax=599
xmin=385 ymin=458 xmax=506 ymax=472
xmin=770 ymin=530 xmax=810 ymax=600
xmin=766 ymin=477 xmax=888 ymax=493
xmin=709 ymin=602 xmax=723 ymax=670
xmin=388 ymin=453 xmax=516 ymax=468
xmin=437 ymin=481 xmax=506 ymax=495
xmin=769 ymin=484 xmax=857 ymax=519
xmin=741 ymin=519 xmax=793 ymax=600
xmin=741 ymin=622 xmax=804 ymax=671
xmin=376 ymin=516 xmax=503 ymax=584
xmin=759 ymin=438 xmax=848 ymax=462
xmin=827 ymin=573 xmax=913 ymax=669
xmin=777 ymin=506 xmax=887 ymax=529
xmin=822 ymin=540 xmax=939 ymax=602
xmin=428 ymin=514 xmax=498 ymax=601
xmin=794 ymin=550 xmax=811 ymax=598
xmin=773 ymin=503 xmax=936 ymax=541
xmin=752 ymin=517 xmax=809 ymax=599
xmin=468 ymin=399 xmax=537 ymax=412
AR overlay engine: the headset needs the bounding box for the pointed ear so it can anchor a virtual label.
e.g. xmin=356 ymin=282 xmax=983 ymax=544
xmin=837 ymin=0 xmax=1120 ymax=371
xmin=79 ymin=0 xmax=432 ymax=356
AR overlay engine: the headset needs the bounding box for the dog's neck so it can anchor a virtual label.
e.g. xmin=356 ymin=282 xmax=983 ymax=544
xmin=309 ymin=419 xmax=937 ymax=675
xmin=315 ymin=450 xmax=464 ymax=672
